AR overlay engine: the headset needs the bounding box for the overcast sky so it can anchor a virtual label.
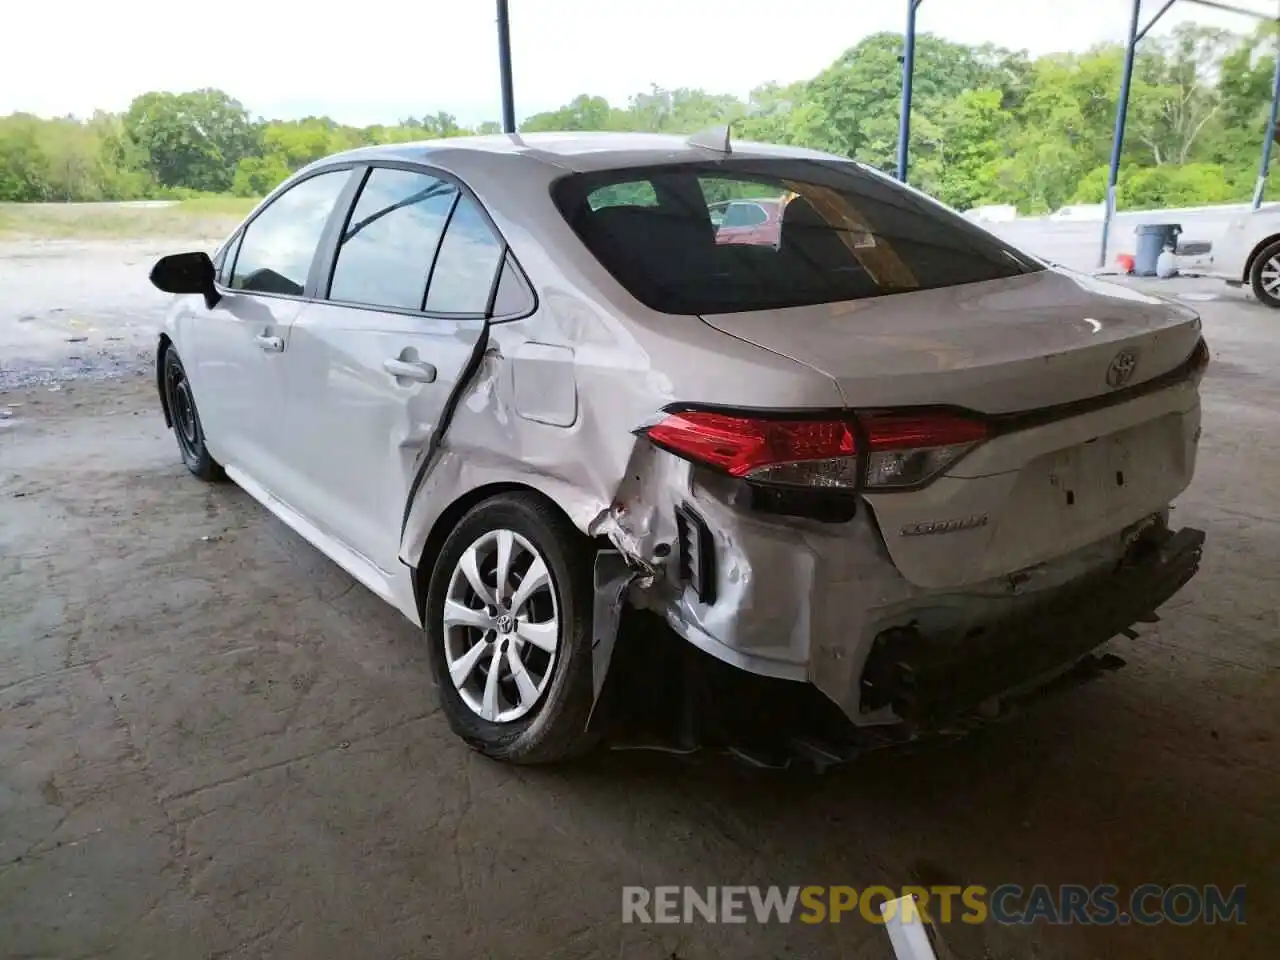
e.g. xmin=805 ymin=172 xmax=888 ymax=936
xmin=2 ymin=0 xmax=1274 ymax=125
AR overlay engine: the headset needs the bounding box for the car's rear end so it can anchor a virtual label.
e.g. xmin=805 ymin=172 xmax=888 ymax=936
xmin=546 ymin=146 xmax=1207 ymax=738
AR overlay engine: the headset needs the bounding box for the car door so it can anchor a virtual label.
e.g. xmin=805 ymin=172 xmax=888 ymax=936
xmin=278 ymin=165 xmax=507 ymax=574
xmin=184 ymin=167 xmax=355 ymax=495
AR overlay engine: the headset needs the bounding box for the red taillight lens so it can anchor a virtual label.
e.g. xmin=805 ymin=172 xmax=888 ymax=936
xmin=860 ymin=411 xmax=990 ymax=489
xmin=643 ymin=409 xmax=988 ymax=491
xmin=644 ymin=411 xmax=855 ymax=479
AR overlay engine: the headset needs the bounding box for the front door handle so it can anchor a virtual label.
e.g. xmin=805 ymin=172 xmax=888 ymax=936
xmin=383 ymin=358 xmax=437 ymax=383
xmin=255 ymin=334 xmax=284 ymax=353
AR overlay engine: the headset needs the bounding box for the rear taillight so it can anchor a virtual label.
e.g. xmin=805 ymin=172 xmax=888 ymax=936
xmin=642 ymin=408 xmax=988 ymax=492
xmin=860 ymin=411 xmax=989 ymax=489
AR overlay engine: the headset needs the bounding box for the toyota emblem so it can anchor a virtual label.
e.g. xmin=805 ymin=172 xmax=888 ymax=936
xmin=1106 ymin=349 xmax=1139 ymax=388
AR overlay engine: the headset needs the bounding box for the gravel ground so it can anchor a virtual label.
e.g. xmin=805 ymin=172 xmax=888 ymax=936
xmin=0 ymin=241 xmax=1276 ymax=959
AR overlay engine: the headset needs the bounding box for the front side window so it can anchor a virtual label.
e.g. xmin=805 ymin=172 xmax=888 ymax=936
xmin=424 ymin=195 xmax=505 ymax=315
xmin=552 ymin=159 xmax=1041 ymax=315
xmin=328 ymin=168 xmax=459 ymax=310
xmin=216 ymin=231 xmax=243 ymax=286
xmin=229 ymin=169 xmax=350 ymax=296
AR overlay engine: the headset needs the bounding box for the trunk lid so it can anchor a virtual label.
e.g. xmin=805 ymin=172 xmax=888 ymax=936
xmin=697 ymin=268 xmax=1202 ymax=415
xmin=699 ymin=268 xmax=1205 ymax=589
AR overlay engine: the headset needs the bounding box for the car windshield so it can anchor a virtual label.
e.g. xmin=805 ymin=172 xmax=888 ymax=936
xmin=551 ymin=158 xmax=1042 ymax=315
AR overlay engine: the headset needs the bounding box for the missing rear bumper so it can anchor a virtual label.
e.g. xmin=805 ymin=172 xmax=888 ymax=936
xmin=859 ymin=525 xmax=1206 ymax=726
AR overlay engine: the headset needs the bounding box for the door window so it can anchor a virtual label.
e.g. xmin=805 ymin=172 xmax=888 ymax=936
xmin=216 ymin=232 xmax=243 ymax=286
xmin=423 ymin=195 xmax=505 ymax=315
xmin=490 ymin=252 xmax=536 ymax=318
xmin=328 ymin=168 xmax=459 ymax=310
xmin=229 ymin=170 xmax=350 ymax=296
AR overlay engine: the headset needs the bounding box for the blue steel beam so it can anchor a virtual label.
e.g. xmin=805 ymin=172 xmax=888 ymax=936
xmin=1099 ymin=0 xmax=1279 ymax=266
xmin=1098 ymin=0 xmax=1144 ymax=270
xmin=1253 ymin=36 xmax=1280 ymax=208
xmin=896 ymin=0 xmax=924 ymax=182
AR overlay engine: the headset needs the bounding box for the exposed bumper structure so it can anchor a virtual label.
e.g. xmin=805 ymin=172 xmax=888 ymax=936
xmin=589 ymin=524 xmax=1206 ymax=769
xmin=860 ymin=525 xmax=1205 ymax=726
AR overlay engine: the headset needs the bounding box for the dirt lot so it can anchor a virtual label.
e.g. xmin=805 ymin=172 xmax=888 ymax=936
xmin=1 ymin=241 xmax=1277 ymax=959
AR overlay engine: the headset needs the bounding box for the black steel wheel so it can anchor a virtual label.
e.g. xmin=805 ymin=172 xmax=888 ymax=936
xmin=162 ymin=347 xmax=224 ymax=482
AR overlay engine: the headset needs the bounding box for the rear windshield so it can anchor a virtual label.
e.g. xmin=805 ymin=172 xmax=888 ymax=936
xmin=551 ymin=159 xmax=1042 ymax=315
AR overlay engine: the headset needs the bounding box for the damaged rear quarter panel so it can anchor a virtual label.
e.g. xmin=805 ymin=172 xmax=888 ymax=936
xmin=394 ymin=150 xmax=858 ymax=684
xmin=396 ymin=190 xmax=848 ymax=587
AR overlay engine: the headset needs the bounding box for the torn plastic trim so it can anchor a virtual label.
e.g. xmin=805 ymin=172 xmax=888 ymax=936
xmin=587 ymin=549 xmax=639 ymax=729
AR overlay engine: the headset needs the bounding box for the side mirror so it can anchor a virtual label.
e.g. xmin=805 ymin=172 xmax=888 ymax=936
xmin=150 ymin=252 xmax=221 ymax=309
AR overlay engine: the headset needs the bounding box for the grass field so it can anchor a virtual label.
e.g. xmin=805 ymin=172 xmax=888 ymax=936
xmin=0 ymin=197 xmax=260 ymax=240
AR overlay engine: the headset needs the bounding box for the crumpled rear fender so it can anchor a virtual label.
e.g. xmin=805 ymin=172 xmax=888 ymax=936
xmin=397 ymin=335 xmax=676 ymax=592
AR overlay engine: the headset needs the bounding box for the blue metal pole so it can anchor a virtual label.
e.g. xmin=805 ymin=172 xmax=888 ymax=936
xmin=896 ymin=0 xmax=920 ymax=182
xmin=1253 ymin=40 xmax=1280 ymax=209
xmin=496 ymin=0 xmax=516 ymax=134
xmin=1098 ymin=0 xmax=1143 ymax=270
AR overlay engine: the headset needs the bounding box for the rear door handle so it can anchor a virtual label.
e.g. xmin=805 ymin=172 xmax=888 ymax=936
xmin=383 ymin=358 xmax=437 ymax=383
xmin=255 ymin=334 xmax=284 ymax=353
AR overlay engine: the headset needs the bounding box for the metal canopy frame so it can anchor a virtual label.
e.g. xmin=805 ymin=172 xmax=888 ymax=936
xmin=493 ymin=0 xmax=1279 ymax=262
xmin=895 ymin=0 xmax=1280 ymax=268
xmin=496 ymin=0 xmax=516 ymax=134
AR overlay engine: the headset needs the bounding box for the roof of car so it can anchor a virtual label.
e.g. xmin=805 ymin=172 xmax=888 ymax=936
xmin=325 ymin=131 xmax=848 ymax=174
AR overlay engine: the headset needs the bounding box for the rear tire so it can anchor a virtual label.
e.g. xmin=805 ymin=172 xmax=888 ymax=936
xmin=1248 ymin=239 xmax=1280 ymax=308
xmin=162 ymin=348 xmax=225 ymax=482
xmin=424 ymin=492 xmax=598 ymax=764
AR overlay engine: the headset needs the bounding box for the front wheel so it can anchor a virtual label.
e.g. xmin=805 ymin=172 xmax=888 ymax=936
xmin=424 ymin=492 xmax=598 ymax=764
xmin=162 ymin=348 xmax=225 ymax=482
xmin=1249 ymin=239 xmax=1280 ymax=308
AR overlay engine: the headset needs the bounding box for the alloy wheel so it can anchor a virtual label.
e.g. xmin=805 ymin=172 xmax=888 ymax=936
xmin=1262 ymin=256 xmax=1280 ymax=298
xmin=442 ymin=528 xmax=560 ymax=723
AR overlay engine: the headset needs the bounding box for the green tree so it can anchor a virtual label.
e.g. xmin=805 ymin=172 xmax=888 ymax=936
xmin=3 ymin=25 xmax=1279 ymax=212
xmin=521 ymin=94 xmax=614 ymax=132
xmin=0 ymin=114 xmax=50 ymax=201
xmin=122 ymin=89 xmax=260 ymax=191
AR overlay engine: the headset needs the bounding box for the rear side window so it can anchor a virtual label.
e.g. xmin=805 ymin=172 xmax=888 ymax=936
xmin=424 ymin=195 xmax=505 ymax=315
xmin=552 ymin=159 xmax=1041 ymax=315
xmin=329 ymin=168 xmax=458 ymax=310
xmin=491 ymin=252 xmax=536 ymax=318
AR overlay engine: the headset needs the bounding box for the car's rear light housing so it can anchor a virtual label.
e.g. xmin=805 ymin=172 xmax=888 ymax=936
xmin=642 ymin=407 xmax=989 ymax=502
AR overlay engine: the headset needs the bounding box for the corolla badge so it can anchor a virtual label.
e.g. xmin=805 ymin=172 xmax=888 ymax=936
xmin=900 ymin=514 xmax=989 ymax=537
xmin=1106 ymin=348 xmax=1139 ymax=388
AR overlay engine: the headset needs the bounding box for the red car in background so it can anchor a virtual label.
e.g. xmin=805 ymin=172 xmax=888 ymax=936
xmin=709 ymin=197 xmax=786 ymax=245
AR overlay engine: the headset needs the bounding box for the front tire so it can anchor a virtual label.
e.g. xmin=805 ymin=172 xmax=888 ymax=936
xmin=162 ymin=348 xmax=225 ymax=482
xmin=1249 ymin=239 xmax=1280 ymax=308
xmin=424 ymin=492 xmax=598 ymax=764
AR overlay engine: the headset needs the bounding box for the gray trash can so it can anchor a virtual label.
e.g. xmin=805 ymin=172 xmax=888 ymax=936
xmin=1134 ymin=223 xmax=1182 ymax=277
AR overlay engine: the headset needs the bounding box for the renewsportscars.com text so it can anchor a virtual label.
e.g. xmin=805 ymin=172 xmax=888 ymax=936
xmin=622 ymin=884 xmax=1246 ymax=926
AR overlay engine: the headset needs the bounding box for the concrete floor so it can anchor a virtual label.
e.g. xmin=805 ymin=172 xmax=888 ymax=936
xmin=1 ymin=251 xmax=1277 ymax=958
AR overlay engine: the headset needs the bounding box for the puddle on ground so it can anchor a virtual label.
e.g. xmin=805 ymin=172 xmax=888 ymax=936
xmin=0 ymin=352 xmax=151 ymax=390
